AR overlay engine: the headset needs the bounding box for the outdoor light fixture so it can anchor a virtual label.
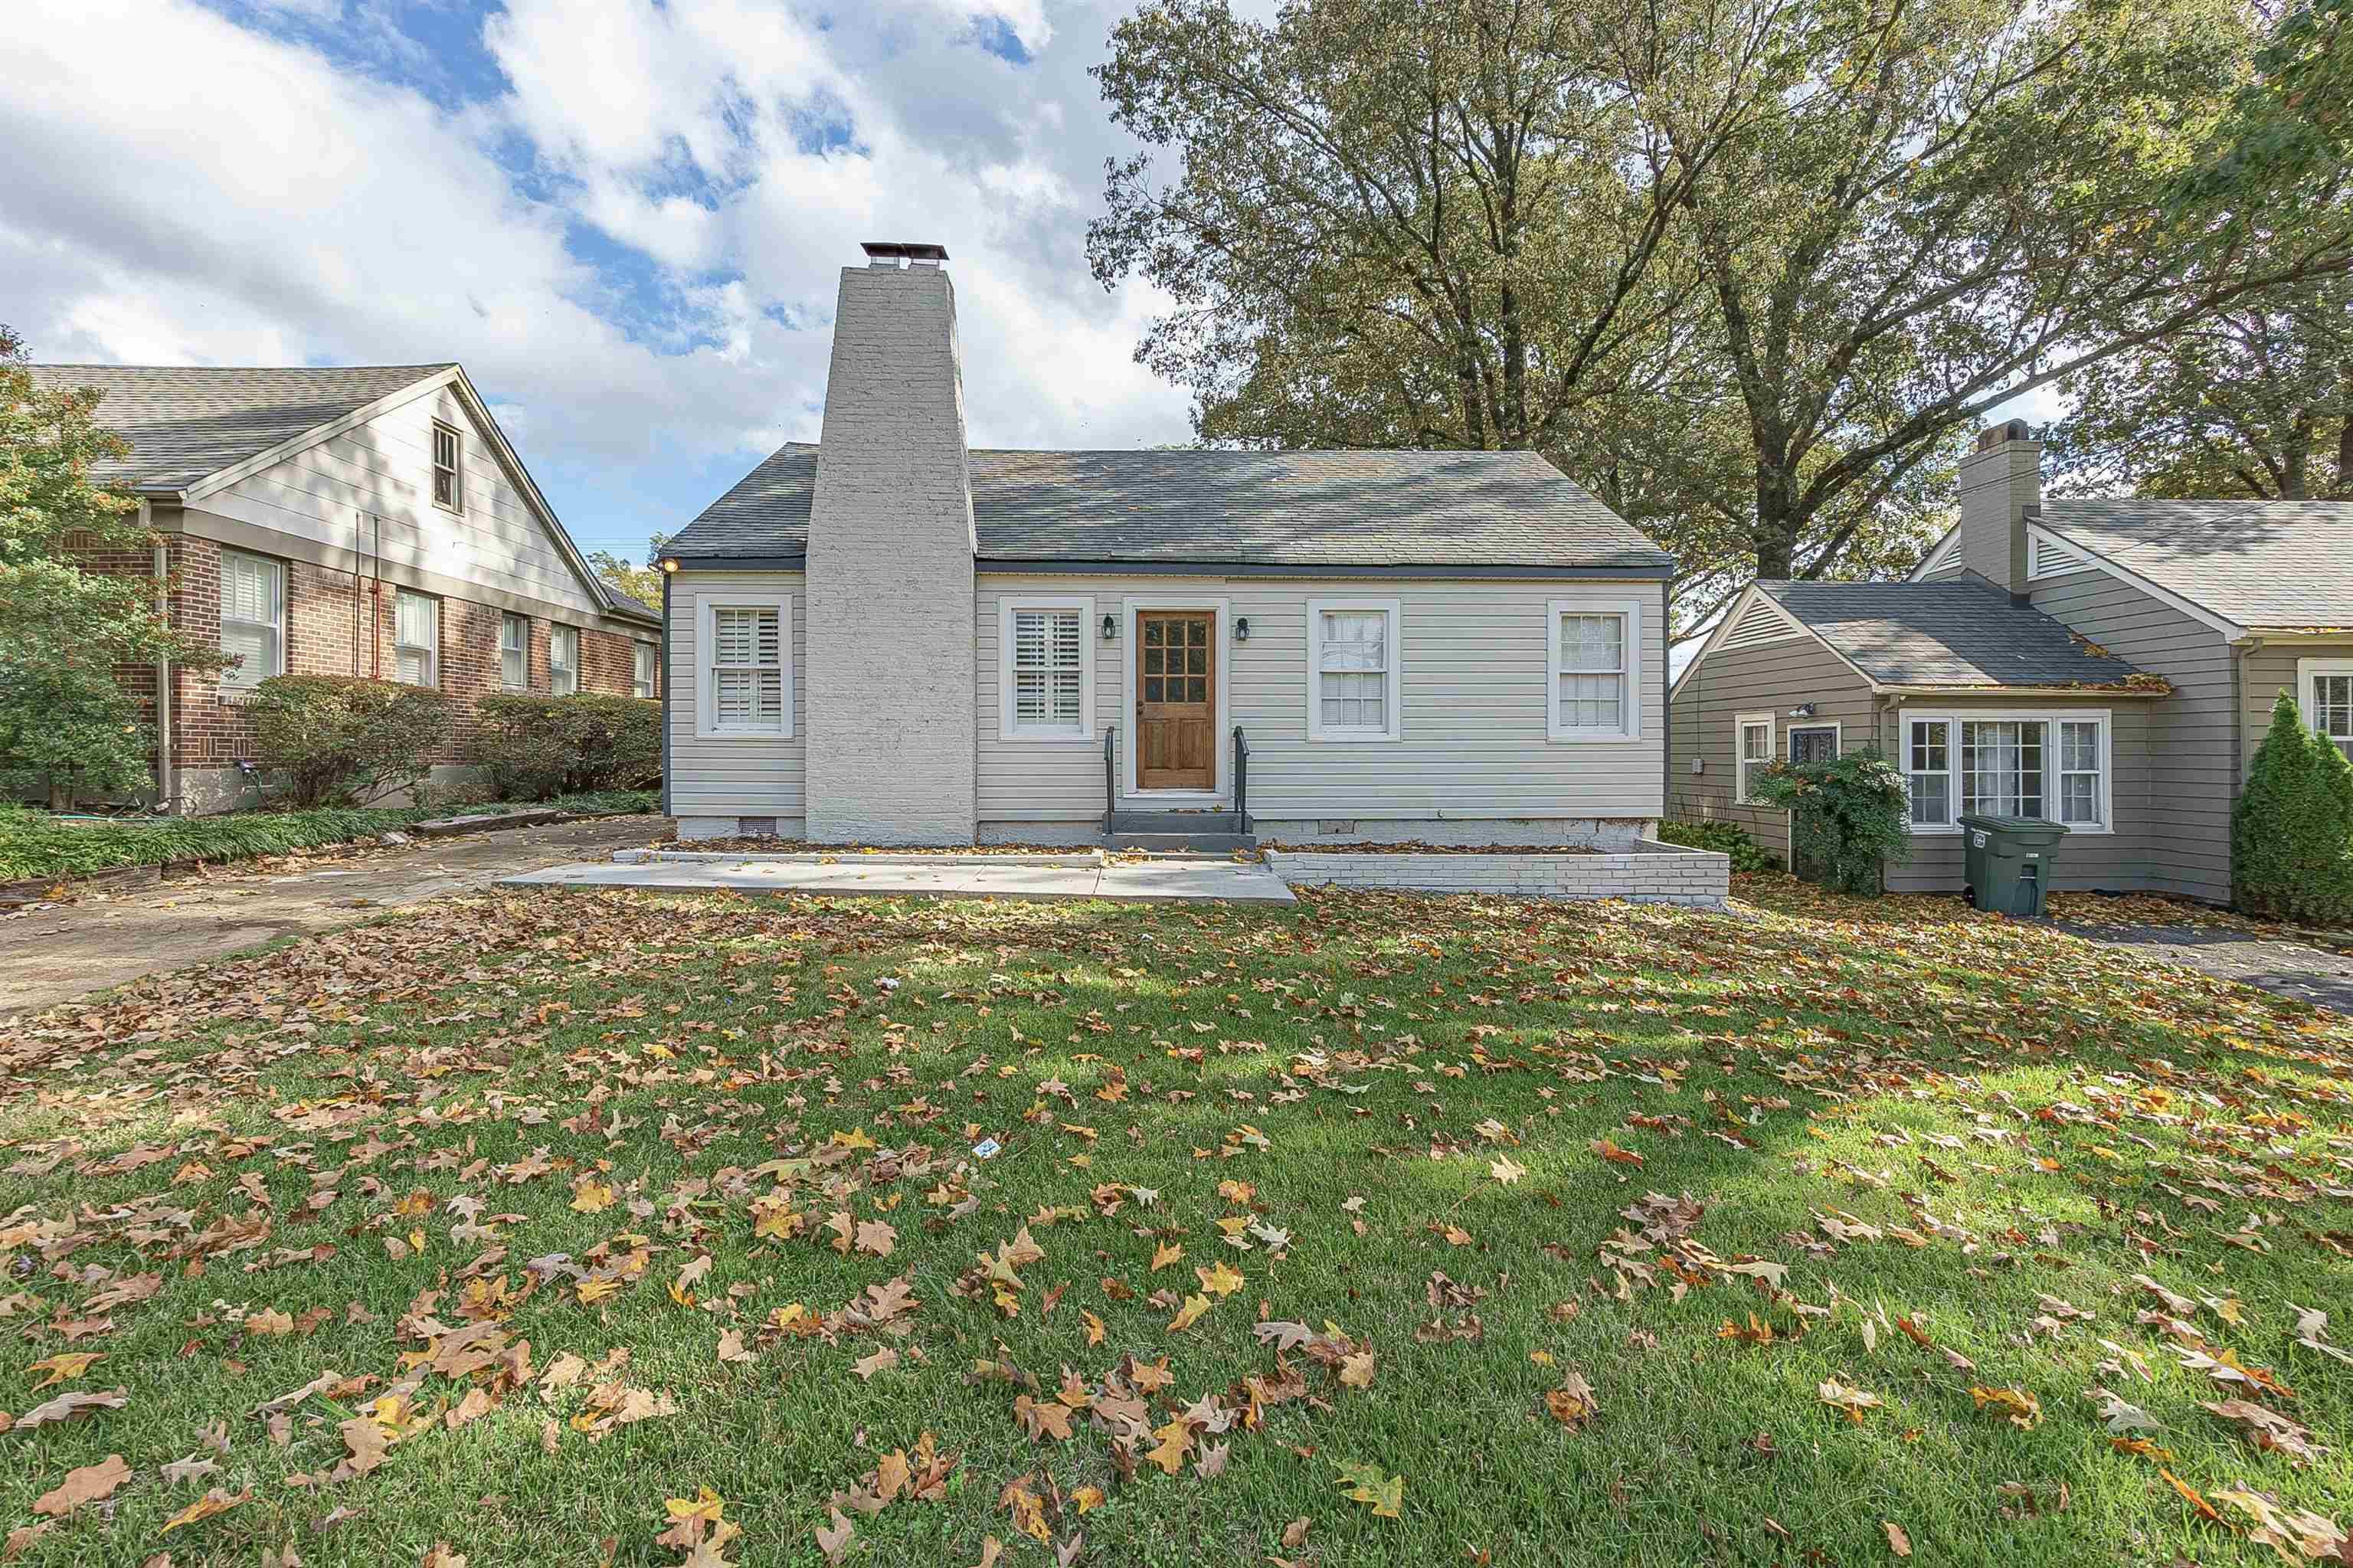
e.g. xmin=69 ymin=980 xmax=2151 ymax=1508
xmin=659 ymin=558 xmax=680 ymax=574
xmin=1788 ymin=702 xmax=1817 ymax=718
xmin=1101 ymin=613 xmax=1118 ymax=640
xmin=1235 ymin=617 xmax=1250 ymax=642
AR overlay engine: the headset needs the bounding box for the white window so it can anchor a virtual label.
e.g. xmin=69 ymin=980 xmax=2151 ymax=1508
xmin=2300 ymin=657 xmax=2353 ymax=758
xmin=551 ymin=625 xmax=579 ymax=696
xmin=1788 ymin=722 xmax=1840 ymax=764
xmin=431 ymin=421 xmax=463 ymax=513
xmin=393 ymin=589 xmax=438 ymax=687
xmin=218 ymin=549 xmax=283 ymax=690
xmin=699 ymin=598 xmax=790 ymax=738
xmin=1307 ymin=598 xmax=1402 ymax=742
xmin=997 ymin=597 xmax=1094 ymax=740
xmin=633 ymin=642 xmax=657 ymax=700
xmin=1547 ymin=597 xmax=1641 ymax=741
xmin=1736 ymin=712 xmax=1774 ymax=803
xmin=500 ymin=613 xmax=529 ymax=691
xmin=1901 ymin=709 xmax=2110 ymax=833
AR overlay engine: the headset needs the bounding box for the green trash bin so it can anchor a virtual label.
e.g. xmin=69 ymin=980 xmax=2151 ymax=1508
xmin=1956 ymin=814 xmax=2069 ymax=916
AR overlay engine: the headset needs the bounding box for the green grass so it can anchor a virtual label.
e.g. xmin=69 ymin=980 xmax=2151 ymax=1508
xmin=0 ymin=790 xmax=659 ymax=882
xmin=0 ymin=876 xmax=2348 ymax=1567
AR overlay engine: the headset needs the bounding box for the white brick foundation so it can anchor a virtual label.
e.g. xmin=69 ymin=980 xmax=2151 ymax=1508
xmin=1265 ymin=840 xmax=1730 ymax=907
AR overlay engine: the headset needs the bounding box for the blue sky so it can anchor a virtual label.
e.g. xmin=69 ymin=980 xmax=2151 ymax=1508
xmin=1 ymin=0 xmax=1196 ymax=563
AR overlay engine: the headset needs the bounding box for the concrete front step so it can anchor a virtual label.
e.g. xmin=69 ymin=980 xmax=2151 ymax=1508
xmin=1108 ymin=810 xmax=1248 ymax=835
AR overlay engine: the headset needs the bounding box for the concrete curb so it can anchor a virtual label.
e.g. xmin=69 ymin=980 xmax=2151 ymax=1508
xmin=1265 ymin=840 xmax=1732 ymax=908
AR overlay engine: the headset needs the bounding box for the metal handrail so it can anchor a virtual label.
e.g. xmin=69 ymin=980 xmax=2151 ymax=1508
xmin=1232 ymin=725 xmax=1249 ymax=830
xmin=1102 ymin=724 xmax=1117 ymax=836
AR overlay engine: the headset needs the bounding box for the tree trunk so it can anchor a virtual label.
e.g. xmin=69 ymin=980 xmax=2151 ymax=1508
xmin=1754 ymin=457 xmax=1798 ymax=579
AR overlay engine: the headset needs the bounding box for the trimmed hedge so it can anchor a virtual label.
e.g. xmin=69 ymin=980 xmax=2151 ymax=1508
xmin=1656 ymin=820 xmax=1781 ymax=874
xmin=2234 ymin=690 xmax=2353 ymax=923
xmin=248 ymin=675 xmax=455 ymax=809
xmin=471 ymin=693 xmax=660 ymax=801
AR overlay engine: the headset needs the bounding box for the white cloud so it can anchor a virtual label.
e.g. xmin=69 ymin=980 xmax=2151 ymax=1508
xmin=0 ymin=0 xmax=1192 ymax=533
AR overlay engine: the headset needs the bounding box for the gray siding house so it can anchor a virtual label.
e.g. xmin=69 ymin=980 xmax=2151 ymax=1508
xmin=1671 ymin=421 xmax=2353 ymax=902
xmin=659 ymin=244 xmax=1677 ymax=849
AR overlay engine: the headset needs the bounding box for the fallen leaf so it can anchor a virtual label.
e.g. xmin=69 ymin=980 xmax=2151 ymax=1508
xmin=33 ymin=1454 xmax=131 ymax=1517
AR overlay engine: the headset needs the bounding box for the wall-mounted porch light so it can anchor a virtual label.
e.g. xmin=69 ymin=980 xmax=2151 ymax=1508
xmin=1234 ymin=617 xmax=1251 ymax=643
xmin=659 ymin=558 xmax=680 ymax=574
xmin=1787 ymin=702 xmax=1816 ymax=718
xmin=1101 ymin=613 xmax=1118 ymax=641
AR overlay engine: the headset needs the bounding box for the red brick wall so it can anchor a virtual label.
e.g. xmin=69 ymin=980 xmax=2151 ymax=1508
xmin=81 ymin=535 xmax=658 ymax=782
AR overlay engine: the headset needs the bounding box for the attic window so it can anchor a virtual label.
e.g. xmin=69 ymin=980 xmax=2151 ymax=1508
xmin=432 ymin=421 xmax=464 ymax=513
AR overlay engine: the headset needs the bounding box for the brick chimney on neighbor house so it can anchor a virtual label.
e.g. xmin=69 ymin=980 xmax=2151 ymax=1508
xmin=803 ymin=241 xmax=980 ymax=845
xmin=1955 ymin=417 xmax=2043 ymax=597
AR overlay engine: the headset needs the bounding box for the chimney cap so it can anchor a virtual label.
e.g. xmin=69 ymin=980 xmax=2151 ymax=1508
xmin=862 ymin=241 xmax=950 ymax=263
xmin=1977 ymin=417 xmax=2033 ymax=450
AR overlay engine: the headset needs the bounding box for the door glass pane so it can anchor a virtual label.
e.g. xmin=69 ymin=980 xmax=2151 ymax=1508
xmin=1144 ymin=620 xmax=1162 ymax=646
xmin=1188 ymin=677 xmax=1206 ymax=702
xmin=1188 ymin=647 xmax=1206 ymax=674
xmin=1144 ymin=647 xmax=1162 ymax=674
xmin=1145 ymin=676 xmax=1163 ymax=702
xmin=1188 ymin=620 xmax=1206 ymax=646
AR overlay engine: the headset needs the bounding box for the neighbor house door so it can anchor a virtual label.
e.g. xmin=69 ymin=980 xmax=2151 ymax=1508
xmin=1137 ymin=611 xmax=1216 ymax=791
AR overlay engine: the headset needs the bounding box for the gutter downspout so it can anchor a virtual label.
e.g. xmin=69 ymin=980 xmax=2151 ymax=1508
xmin=149 ymin=502 xmax=174 ymax=815
xmin=1660 ymin=572 xmax=1674 ymax=833
xmin=659 ymin=566 xmax=673 ymax=820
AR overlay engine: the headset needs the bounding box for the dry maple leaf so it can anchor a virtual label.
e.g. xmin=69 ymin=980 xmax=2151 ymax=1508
xmin=1544 ymin=1372 xmax=1599 ymax=1429
xmin=813 ymin=1507 xmax=855 ymax=1566
xmin=159 ymin=1487 xmax=252 ymax=1535
xmin=1195 ymin=1261 xmax=1243 ymax=1298
xmin=1968 ymin=1386 xmax=2043 ymax=1430
xmin=1817 ymin=1379 xmax=1883 ymax=1424
xmin=32 ymin=1453 xmax=130 ymax=1517
xmin=1338 ymin=1350 xmax=1377 ymax=1389
xmin=25 ymin=1353 xmax=103 ymax=1388
xmin=715 ymin=1329 xmax=756 ymax=1366
xmin=1489 ymin=1155 xmax=1529 ymax=1185
xmin=1169 ymin=1293 xmax=1212 ymax=1332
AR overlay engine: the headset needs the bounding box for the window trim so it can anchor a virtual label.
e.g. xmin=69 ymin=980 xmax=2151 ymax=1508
xmin=633 ymin=641 xmax=657 ymax=701
xmin=499 ymin=612 xmax=530 ymax=692
xmin=1786 ymin=721 xmax=1842 ymax=764
xmin=392 ymin=588 xmax=440 ymax=689
xmin=1305 ymin=597 xmax=1403 ymax=744
xmin=697 ymin=596 xmax=793 ymax=740
xmin=997 ymin=595 xmax=1097 ymax=742
xmin=430 ymin=420 xmax=465 ymax=515
xmin=550 ymin=624 xmax=579 ymax=696
xmin=1898 ymin=707 xmax=2113 ymax=835
xmin=1734 ymin=712 xmax=1775 ymax=804
xmin=217 ymin=548 xmax=285 ymax=691
xmin=1546 ymin=596 xmax=1642 ymax=742
xmin=2298 ymin=656 xmax=2353 ymax=744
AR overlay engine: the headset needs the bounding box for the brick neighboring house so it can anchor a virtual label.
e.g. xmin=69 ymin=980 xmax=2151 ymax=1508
xmin=28 ymin=363 xmax=662 ymax=813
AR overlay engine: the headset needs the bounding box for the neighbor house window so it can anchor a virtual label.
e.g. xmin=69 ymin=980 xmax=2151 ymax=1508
xmin=2302 ymin=658 xmax=2353 ymax=759
xmin=551 ymin=626 xmax=579 ymax=696
xmin=699 ymin=598 xmax=790 ymax=737
xmin=431 ymin=421 xmax=464 ymax=512
xmin=999 ymin=597 xmax=1093 ymax=740
xmin=1903 ymin=709 xmax=2109 ymax=831
xmin=1307 ymin=598 xmax=1402 ymax=742
xmin=1736 ymin=713 xmax=1774 ymax=803
xmin=393 ymin=589 xmax=439 ymax=687
xmin=500 ymin=613 xmax=529 ymax=690
xmin=633 ymin=642 xmax=656 ymax=700
xmin=218 ymin=549 xmax=283 ymax=690
xmin=1547 ymin=597 xmax=1641 ymax=741
xmin=1788 ymin=723 xmax=1840 ymax=764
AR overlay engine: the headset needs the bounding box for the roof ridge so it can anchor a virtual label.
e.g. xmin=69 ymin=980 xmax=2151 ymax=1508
xmin=29 ymin=361 xmax=458 ymax=372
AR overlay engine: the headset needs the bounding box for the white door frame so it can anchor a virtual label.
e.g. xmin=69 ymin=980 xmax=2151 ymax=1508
xmin=1120 ymin=594 xmax=1232 ymax=804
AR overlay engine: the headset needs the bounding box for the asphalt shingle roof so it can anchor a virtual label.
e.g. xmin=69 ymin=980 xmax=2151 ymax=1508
xmin=25 ymin=363 xmax=454 ymax=493
xmin=2039 ymin=499 xmax=2353 ymax=629
xmin=1757 ymin=579 xmax=2145 ymax=689
xmin=669 ymin=444 xmax=1674 ymax=571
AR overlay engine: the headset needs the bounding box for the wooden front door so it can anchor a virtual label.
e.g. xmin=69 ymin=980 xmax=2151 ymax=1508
xmin=1137 ymin=611 xmax=1216 ymax=791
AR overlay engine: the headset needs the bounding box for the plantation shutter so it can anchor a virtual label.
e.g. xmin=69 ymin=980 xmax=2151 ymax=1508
xmin=711 ymin=606 xmax=784 ymax=732
xmin=1011 ymin=609 xmax=1082 ymax=730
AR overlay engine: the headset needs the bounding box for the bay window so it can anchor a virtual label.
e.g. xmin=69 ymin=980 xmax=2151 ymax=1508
xmin=1903 ymin=709 xmax=2109 ymax=832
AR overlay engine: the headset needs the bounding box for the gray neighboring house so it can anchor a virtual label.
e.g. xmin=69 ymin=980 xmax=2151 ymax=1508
xmin=1670 ymin=421 xmax=2353 ymax=901
xmin=658 ymin=242 xmax=1677 ymax=849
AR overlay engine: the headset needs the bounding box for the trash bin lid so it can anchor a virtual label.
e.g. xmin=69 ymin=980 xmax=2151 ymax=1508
xmin=1955 ymin=814 xmax=2070 ymax=836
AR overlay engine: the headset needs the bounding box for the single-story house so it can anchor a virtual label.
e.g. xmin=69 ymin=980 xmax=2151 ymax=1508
xmin=657 ymin=242 xmax=1677 ymax=852
xmin=1670 ymin=420 xmax=2353 ymax=900
xmin=28 ymin=362 xmax=664 ymax=813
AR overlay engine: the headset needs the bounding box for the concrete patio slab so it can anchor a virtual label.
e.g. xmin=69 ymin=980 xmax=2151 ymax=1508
xmin=498 ymin=855 xmax=1298 ymax=904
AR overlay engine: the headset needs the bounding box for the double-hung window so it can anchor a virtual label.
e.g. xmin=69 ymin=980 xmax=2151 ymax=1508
xmin=2302 ymin=658 xmax=2353 ymax=761
xmin=633 ymin=642 xmax=657 ymax=700
xmin=700 ymin=598 xmax=790 ymax=737
xmin=551 ymin=626 xmax=579 ymax=696
xmin=1903 ymin=709 xmax=2109 ymax=831
xmin=1307 ymin=598 xmax=1401 ymax=742
xmin=431 ymin=421 xmax=464 ymax=513
xmin=393 ymin=589 xmax=439 ymax=687
xmin=999 ymin=598 xmax=1092 ymax=739
xmin=1547 ymin=597 xmax=1641 ymax=741
xmin=1735 ymin=713 xmax=1774 ymax=803
xmin=500 ymin=613 xmax=529 ymax=691
xmin=218 ymin=549 xmax=284 ymax=690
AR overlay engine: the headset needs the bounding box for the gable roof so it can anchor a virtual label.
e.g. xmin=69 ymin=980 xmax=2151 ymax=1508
xmin=28 ymin=362 xmax=657 ymax=627
xmin=1752 ymin=578 xmax=2146 ymax=689
xmin=27 ymin=363 xmax=457 ymax=493
xmin=669 ymin=443 xmax=1674 ymax=574
xmin=2037 ymin=499 xmax=2353 ymax=630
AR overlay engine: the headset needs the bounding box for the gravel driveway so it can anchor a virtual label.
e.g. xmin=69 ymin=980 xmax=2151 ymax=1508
xmin=0 ymin=815 xmax=669 ymax=1019
xmin=2050 ymin=917 xmax=2353 ymax=1014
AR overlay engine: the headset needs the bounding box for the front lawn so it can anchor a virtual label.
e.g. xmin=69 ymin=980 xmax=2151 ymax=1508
xmin=1 ymin=879 xmax=2348 ymax=1566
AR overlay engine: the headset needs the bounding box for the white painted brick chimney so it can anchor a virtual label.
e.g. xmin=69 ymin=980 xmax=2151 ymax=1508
xmin=803 ymin=245 xmax=979 ymax=844
xmin=1955 ymin=418 xmax=2043 ymax=596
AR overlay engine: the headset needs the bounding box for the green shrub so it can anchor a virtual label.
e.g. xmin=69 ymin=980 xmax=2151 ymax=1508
xmin=248 ymin=675 xmax=455 ymax=809
xmin=0 ymin=660 xmax=153 ymax=808
xmin=1655 ymin=819 xmax=1781 ymax=873
xmin=471 ymin=693 xmax=660 ymax=801
xmin=2234 ymin=690 xmax=2353 ymax=923
xmin=1748 ymin=746 xmax=1912 ymax=895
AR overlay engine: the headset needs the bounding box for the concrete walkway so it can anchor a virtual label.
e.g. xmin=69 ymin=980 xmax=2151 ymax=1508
xmin=2054 ymin=918 xmax=2353 ymax=1014
xmin=499 ymin=849 xmax=1296 ymax=904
